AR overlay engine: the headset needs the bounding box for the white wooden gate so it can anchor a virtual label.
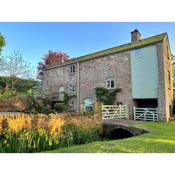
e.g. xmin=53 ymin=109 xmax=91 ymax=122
xmin=133 ymin=107 xmax=158 ymax=121
xmin=102 ymin=104 xmax=128 ymax=119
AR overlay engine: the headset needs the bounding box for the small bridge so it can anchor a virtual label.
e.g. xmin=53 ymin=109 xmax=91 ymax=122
xmin=102 ymin=119 xmax=148 ymax=139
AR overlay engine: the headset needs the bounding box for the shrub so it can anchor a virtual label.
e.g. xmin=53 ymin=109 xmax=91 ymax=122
xmin=25 ymin=96 xmax=69 ymax=114
xmin=0 ymin=125 xmax=101 ymax=153
xmin=0 ymin=129 xmax=61 ymax=153
xmin=95 ymin=87 xmax=121 ymax=105
xmin=25 ymin=96 xmax=53 ymax=114
xmin=0 ymin=76 xmax=35 ymax=93
xmin=54 ymin=103 xmax=68 ymax=113
xmin=0 ymin=116 xmax=101 ymax=153
xmin=62 ymin=124 xmax=101 ymax=145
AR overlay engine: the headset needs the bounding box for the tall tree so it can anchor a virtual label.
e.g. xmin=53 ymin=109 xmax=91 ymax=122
xmin=0 ymin=33 xmax=6 ymax=70
xmin=37 ymin=50 xmax=69 ymax=80
xmin=1 ymin=51 xmax=33 ymax=96
xmin=0 ymin=33 xmax=5 ymax=53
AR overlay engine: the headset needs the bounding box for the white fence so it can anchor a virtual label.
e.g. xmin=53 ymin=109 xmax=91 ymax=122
xmin=133 ymin=107 xmax=158 ymax=121
xmin=102 ymin=104 xmax=128 ymax=119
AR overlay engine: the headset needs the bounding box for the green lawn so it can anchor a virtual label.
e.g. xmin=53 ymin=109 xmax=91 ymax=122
xmin=49 ymin=121 xmax=175 ymax=153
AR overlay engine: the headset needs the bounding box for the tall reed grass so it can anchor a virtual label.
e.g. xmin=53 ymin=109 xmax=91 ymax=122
xmin=0 ymin=114 xmax=101 ymax=153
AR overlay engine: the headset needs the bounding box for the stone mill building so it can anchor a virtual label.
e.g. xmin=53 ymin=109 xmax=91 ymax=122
xmin=43 ymin=29 xmax=173 ymax=121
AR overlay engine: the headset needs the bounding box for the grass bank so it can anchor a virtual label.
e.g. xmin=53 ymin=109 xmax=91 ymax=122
xmin=49 ymin=121 xmax=175 ymax=153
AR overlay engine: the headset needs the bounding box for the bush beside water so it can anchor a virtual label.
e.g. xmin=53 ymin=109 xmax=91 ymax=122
xmin=0 ymin=126 xmax=100 ymax=153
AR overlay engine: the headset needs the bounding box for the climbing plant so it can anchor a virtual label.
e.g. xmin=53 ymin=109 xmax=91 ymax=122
xmin=53 ymin=93 xmax=77 ymax=112
xmin=95 ymin=87 xmax=121 ymax=105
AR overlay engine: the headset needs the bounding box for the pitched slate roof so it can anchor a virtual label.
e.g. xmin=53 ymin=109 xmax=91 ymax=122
xmin=46 ymin=32 xmax=167 ymax=70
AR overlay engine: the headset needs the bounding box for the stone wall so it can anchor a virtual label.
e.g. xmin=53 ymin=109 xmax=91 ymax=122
xmin=162 ymin=37 xmax=173 ymax=120
xmin=43 ymin=40 xmax=173 ymax=121
xmin=156 ymin=38 xmax=173 ymax=121
xmin=79 ymin=51 xmax=135 ymax=118
xmin=43 ymin=51 xmax=135 ymax=118
xmin=0 ymin=102 xmax=102 ymax=133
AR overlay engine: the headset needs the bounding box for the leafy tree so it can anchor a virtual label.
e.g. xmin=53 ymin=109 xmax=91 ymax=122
xmin=0 ymin=51 xmax=33 ymax=96
xmin=37 ymin=50 xmax=69 ymax=80
xmin=0 ymin=33 xmax=5 ymax=53
xmin=0 ymin=33 xmax=6 ymax=70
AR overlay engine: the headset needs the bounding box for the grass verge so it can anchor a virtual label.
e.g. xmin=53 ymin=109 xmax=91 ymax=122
xmin=48 ymin=121 xmax=175 ymax=153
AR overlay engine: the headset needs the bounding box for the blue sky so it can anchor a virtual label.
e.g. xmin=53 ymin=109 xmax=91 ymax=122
xmin=0 ymin=22 xmax=175 ymax=71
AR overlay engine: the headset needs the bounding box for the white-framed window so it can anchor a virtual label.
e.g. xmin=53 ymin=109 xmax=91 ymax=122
xmin=69 ymin=84 xmax=75 ymax=93
xmin=84 ymin=98 xmax=93 ymax=112
xmin=70 ymin=64 xmax=75 ymax=74
xmin=59 ymin=86 xmax=64 ymax=101
xmin=106 ymin=78 xmax=115 ymax=89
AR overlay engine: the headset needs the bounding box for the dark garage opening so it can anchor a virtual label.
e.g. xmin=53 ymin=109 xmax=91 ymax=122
xmin=109 ymin=128 xmax=134 ymax=140
xmin=134 ymin=98 xmax=158 ymax=108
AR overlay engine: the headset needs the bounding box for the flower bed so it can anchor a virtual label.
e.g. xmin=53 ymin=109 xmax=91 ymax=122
xmin=0 ymin=113 xmax=102 ymax=153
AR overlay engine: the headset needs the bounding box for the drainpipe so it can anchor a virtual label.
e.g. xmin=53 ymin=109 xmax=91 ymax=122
xmin=77 ymin=61 xmax=80 ymax=112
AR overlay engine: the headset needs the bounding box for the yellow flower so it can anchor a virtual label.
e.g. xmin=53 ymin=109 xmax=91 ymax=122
xmin=3 ymin=140 xmax=7 ymax=144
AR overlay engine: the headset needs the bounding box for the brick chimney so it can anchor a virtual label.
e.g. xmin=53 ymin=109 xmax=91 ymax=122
xmin=131 ymin=29 xmax=141 ymax=42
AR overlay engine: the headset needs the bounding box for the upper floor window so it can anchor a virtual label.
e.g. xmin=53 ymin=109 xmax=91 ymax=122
xmin=69 ymin=84 xmax=75 ymax=93
xmin=70 ymin=64 xmax=75 ymax=74
xmin=106 ymin=78 xmax=115 ymax=89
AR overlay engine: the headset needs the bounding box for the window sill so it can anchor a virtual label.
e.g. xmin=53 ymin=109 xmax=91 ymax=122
xmin=106 ymin=88 xmax=116 ymax=90
xmin=69 ymin=105 xmax=74 ymax=107
xmin=68 ymin=92 xmax=76 ymax=94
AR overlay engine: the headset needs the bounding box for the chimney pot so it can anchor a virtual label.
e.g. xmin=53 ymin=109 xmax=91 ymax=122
xmin=131 ymin=29 xmax=141 ymax=42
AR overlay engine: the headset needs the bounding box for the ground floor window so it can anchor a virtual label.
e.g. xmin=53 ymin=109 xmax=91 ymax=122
xmin=59 ymin=86 xmax=64 ymax=101
xmin=69 ymin=99 xmax=74 ymax=107
xmin=84 ymin=98 xmax=93 ymax=112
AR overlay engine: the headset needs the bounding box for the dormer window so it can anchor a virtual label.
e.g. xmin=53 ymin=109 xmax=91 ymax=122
xmin=70 ymin=64 xmax=75 ymax=74
xmin=106 ymin=78 xmax=115 ymax=89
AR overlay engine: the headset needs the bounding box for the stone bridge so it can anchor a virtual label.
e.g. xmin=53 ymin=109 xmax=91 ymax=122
xmin=102 ymin=119 xmax=148 ymax=138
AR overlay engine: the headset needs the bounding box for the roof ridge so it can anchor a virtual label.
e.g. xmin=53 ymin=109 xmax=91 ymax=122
xmin=75 ymin=32 xmax=167 ymax=60
xmin=46 ymin=32 xmax=167 ymax=70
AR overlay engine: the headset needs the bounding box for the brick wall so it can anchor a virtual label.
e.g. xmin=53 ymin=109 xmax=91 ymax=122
xmin=156 ymin=38 xmax=173 ymax=121
xmin=43 ymin=40 xmax=173 ymax=121
xmin=43 ymin=51 xmax=135 ymax=118
xmin=79 ymin=51 xmax=135 ymax=118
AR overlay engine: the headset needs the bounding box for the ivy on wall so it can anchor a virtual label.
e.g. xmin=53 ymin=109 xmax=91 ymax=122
xmin=95 ymin=87 xmax=121 ymax=105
